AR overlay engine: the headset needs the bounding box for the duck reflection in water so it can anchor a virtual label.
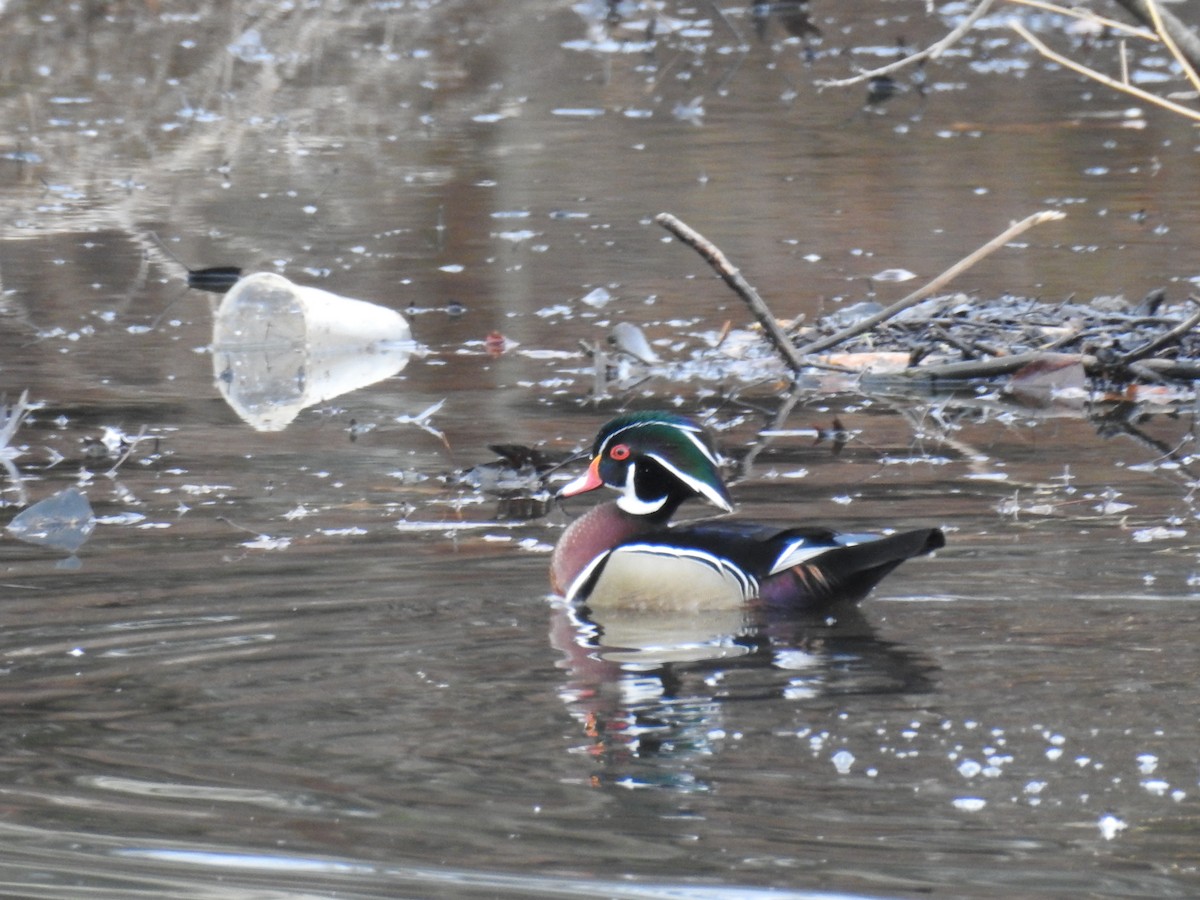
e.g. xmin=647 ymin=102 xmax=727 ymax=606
xmin=550 ymin=602 xmax=937 ymax=790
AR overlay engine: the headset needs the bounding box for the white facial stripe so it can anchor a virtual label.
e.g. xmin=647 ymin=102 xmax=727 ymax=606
xmin=647 ymin=452 xmax=732 ymax=512
xmin=677 ymin=426 xmax=722 ymax=467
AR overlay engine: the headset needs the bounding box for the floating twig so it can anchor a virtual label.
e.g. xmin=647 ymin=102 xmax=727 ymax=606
xmin=1004 ymin=0 xmax=1156 ymax=41
xmin=796 ymin=210 xmax=1066 ymax=357
xmin=816 ymin=0 xmax=996 ymax=90
xmin=655 ymin=212 xmax=806 ymax=375
xmin=104 ymin=425 xmax=150 ymax=479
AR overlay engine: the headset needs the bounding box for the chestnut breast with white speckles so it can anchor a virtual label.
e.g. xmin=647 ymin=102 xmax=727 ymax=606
xmin=550 ymin=500 xmax=655 ymax=598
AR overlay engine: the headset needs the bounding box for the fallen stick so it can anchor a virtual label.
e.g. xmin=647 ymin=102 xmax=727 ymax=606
xmin=1134 ymin=357 xmax=1200 ymax=379
xmin=1119 ymin=299 xmax=1200 ymax=364
xmin=654 ymin=212 xmax=806 ymax=374
xmin=893 ymin=349 xmax=1200 ymax=384
xmin=893 ymin=349 xmax=1068 ymax=382
xmin=796 ymin=210 xmax=1066 ymax=357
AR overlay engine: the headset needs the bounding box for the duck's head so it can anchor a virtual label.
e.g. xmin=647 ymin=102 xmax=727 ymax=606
xmin=559 ymin=412 xmax=733 ymax=517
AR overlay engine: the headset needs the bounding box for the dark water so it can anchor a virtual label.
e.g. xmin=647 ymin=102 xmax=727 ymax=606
xmin=2 ymin=1 xmax=1200 ymax=897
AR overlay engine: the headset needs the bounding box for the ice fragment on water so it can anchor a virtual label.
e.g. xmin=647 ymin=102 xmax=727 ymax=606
xmin=241 ymin=535 xmax=291 ymax=550
xmin=1132 ymin=526 xmax=1185 ymax=542
xmin=872 ymin=268 xmax=917 ymax=282
xmin=672 ymin=96 xmax=705 ymax=125
xmin=551 ymin=108 xmax=605 ymax=118
xmin=495 ymin=230 xmax=538 ymax=243
xmin=1142 ymin=779 xmax=1170 ymax=796
xmin=580 ymin=287 xmax=612 ymax=308
xmin=94 ymin=512 xmax=145 ymax=526
xmin=831 ymin=750 xmax=854 ymax=774
xmin=952 ymin=797 xmax=986 ymax=811
xmin=1098 ymin=814 xmax=1126 ymax=840
xmin=7 ymin=487 xmax=95 ymax=554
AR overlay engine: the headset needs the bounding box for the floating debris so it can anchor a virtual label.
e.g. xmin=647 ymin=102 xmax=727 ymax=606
xmin=0 ymin=390 xmax=32 ymax=506
xmin=656 ymin=212 xmax=1200 ymax=398
xmin=579 ymin=286 xmax=613 ymax=309
xmin=150 ymin=232 xmax=242 ymax=294
xmin=672 ymin=95 xmax=705 ymax=125
xmin=608 ymin=321 xmax=661 ymax=364
xmin=7 ymin=486 xmax=96 ymax=567
xmin=212 ymin=273 xmax=418 ymax=432
xmin=395 ymin=400 xmax=450 ymax=450
xmin=185 ymin=266 xmax=242 ymax=293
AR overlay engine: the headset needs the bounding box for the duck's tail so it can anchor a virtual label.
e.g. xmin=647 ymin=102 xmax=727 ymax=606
xmin=759 ymin=528 xmax=944 ymax=611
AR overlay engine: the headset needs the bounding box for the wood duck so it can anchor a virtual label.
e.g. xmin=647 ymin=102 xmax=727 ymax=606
xmin=550 ymin=412 xmax=944 ymax=612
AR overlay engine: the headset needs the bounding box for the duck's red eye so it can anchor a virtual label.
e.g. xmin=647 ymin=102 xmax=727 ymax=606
xmin=609 ymin=443 xmax=631 ymax=461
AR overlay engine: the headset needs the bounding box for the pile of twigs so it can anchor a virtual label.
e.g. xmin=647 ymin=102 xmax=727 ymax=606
xmin=656 ymin=212 xmax=1200 ymax=389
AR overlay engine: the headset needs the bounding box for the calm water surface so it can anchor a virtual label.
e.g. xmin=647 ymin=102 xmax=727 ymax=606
xmin=2 ymin=1 xmax=1200 ymax=897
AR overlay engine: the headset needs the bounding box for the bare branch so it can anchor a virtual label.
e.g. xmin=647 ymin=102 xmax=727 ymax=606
xmin=816 ymin=0 xmax=996 ymax=90
xmin=1010 ymin=20 xmax=1200 ymax=122
xmin=1004 ymin=0 xmax=1156 ymax=41
xmin=795 ymin=210 xmax=1066 ymax=357
xmin=655 ymin=212 xmax=805 ymax=375
xmin=1140 ymin=0 xmax=1200 ymax=97
xmin=1109 ymin=0 xmax=1200 ymax=77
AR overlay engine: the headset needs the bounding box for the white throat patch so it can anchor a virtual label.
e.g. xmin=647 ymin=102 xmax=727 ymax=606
xmin=615 ymin=463 xmax=669 ymax=515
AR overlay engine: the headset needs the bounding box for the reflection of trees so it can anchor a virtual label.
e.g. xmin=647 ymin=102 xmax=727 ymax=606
xmin=550 ymin=602 xmax=937 ymax=790
xmin=1 ymin=2 xmax=445 ymax=243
